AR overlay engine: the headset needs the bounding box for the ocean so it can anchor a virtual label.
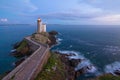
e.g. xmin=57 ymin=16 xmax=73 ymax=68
xmin=1 ymin=24 xmax=120 ymax=79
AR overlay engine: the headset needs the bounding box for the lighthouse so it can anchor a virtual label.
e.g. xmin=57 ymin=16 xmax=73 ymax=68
xmin=37 ymin=18 xmax=46 ymax=33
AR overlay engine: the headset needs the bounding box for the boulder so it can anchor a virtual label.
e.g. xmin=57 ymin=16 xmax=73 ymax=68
xmin=114 ymin=70 xmax=120 ymax=76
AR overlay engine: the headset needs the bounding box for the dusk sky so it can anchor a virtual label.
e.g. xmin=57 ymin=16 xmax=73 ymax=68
xmin=0 ymin=0 xmax=120 ymax=25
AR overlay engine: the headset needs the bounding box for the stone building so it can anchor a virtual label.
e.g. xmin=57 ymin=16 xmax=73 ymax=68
xmin=37 ymin=18 xmax=46 ymax=33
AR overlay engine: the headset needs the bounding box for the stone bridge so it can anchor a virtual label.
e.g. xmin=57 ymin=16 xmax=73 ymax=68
xmin=2 ymin=36 xmax=50 ymax=80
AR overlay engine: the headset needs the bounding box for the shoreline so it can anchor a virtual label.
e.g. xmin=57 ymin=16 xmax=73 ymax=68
xmin=0 ymin=31 xmax=58 ymax=79
xmin=1 ymin=30 xmax=120 ymax=80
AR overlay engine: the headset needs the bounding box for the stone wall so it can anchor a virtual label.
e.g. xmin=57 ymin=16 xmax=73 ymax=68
xmin=30 ymin=48 xmax=50 ymax=80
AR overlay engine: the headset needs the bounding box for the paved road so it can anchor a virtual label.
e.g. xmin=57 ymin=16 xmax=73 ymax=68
xmin=2 ymin=36 xmax=48 ymax=80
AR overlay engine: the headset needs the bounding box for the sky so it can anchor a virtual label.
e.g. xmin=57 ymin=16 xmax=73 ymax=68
xmin=0 ymin=0 xmax=120 ymax=25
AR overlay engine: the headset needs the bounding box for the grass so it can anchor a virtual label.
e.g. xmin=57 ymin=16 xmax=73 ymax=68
xmin=16 ymin=40 xmax=28 ymax=51
xmin=98 ymin=74 xmax=120 ymax=80
xmin=35 ymin=52 xmax=66 ymax=80
xmin=32 ymin=33 xmax=49 ymax=44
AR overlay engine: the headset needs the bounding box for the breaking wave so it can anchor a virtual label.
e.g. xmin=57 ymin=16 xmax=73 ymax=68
xmin=105 ymin=61 xmax=120 ymax=75
xmin=58 ymin=50 xmax=99 ymax=75
xmin=56 ymin=38 xmax=63 ymax=45
xmin=57 ymin=38 xmax=63 ymax=42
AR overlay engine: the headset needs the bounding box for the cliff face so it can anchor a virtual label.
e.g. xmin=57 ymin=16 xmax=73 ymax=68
xmin=48 ymin=31 xmax=58 ymax=47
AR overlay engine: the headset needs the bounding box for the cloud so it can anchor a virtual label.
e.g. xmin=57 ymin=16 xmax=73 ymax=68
xmin=26 ymin=2 xmax=103 ymax=20
xmin=38 ymin=12 xmax=96 ymax=20
xmin=0 ymin=0 xmax=38 ymax=13
xmin=0 ymin=18 xmax=8 ymax=22
xmin=79 ymin=0 xmax=120 ymax=12
xmin=13 ymin=0 xmax=120 ymax=25
xmin=78 ymin=0 xmax=101 ymax=4
xmin=92 ymin=14 xmax=120 ymax=24
xmin=1 ymin=0 xmax=120 ymax=25
xmin=23 ymin=0 xmax=38 ymax=12
xmin=74 ymin=3 xmax=103 ymax=14
xmin=38 ymin=12 xmax=120 ymax=25
xmin=21 ymin=11 xmax=100 ymax=22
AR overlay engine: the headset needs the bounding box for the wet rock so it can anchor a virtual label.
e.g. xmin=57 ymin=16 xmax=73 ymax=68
xmin=11 ymin=46 xmax=31 ymax=58
xmin=48 ymin=31 xmax=58 ymax=47
xmin=75 ymin=69 xmax=83 ymax=78
xmin=14 ymin=58 xmax=25 ymax=67
xmin=49 ymin=31 xmax=58 ymax=35
xmin=13 ymin=42 xmax=20 ymax=49
xmin=69 ymin=59 xmax=81 ymax=67
xmin=114 ymin=70 xmax=120 ymax=76
xmin=11 ymin=40 xmax=32 ymax=58
xmin=54 ymin=51 xmax=82 ymax=80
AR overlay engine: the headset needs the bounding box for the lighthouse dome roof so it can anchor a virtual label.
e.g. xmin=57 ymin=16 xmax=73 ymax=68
xmin=37 ymin=18 xmax=41 ymax=21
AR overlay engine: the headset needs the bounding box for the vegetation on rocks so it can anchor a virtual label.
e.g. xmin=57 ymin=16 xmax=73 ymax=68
xmin=32 ymin=31 xmax=58 ymax=46
xmin=32 ymin=32 xmax=49 ymax=44
xmin=87 ymin=74 xmax=120 ymax=80
xmin=96 ymin=74 xmax=120 ymax=80
xmin=12 ymin=40 xmax=31 ymax=58
xmin=16 ymin=40 xmax=28 ymax=51
xmin=35 ymin=52 xmax=66 ymax=80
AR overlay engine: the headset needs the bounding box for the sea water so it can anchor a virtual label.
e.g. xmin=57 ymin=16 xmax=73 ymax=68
xmin=1 ymin=25 xmax=120 ymax=79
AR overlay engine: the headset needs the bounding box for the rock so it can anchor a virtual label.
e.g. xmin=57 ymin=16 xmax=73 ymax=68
xmin=13 ymin=42 xmax=20 ymax=49
xmin=49 ymin=31 xmax=58 ymax=35
xmin=48 ymin=31 xmax=58 ymax=47
xmin=48 ymin=35 xmax=57 ymax=46
xmin=114 ymin=70 xmax=120 ymax=76
xmin=11 ymin=46 xmax=31 ymax=58
xmin=52 ymin=66 xmax=57 ymax=71
xmin=69 ymin=59 xmax=81 ymax=67
xmin=11 ymin=52 xmax=24 ymax=58
xmin=11 ymin=40 xmax=32 ymax=58
xmin=14 ymin=58 xmax=25 ymax=67
xmin=54 ymin=52 xmax=82 ymax=80
xmin=75 ymin=70 xmax=83 ymax=78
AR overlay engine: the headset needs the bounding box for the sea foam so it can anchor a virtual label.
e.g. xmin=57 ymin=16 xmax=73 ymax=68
xmin=57 ymin=38 xmax=63 ymax=42
xmin=105 ymin=61 xmax=120 ymax=75
xmin=58 ymin=50 xmax=98 ymax=75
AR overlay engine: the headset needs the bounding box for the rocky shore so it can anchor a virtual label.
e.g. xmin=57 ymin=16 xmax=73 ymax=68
xmin=54 ymin=51 xmax=94 ymax=80
xmin=52 ymin=52 xmax=120 ymax=80
xmin=10 ymin=30 xmax=96 ymax=80
xmin=3 ymin=30 xmax=120 ymax=80
xmin=54 ymin=51 xmax=80 ymax=80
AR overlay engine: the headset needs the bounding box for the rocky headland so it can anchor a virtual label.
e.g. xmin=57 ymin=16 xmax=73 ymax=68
xmin=10 ymin=31 xmax=58 ymax=67
xmin=2 ymin=30 xmax=120 ymax=80
xmin=9 ymin=30 xmax=82 ymax=80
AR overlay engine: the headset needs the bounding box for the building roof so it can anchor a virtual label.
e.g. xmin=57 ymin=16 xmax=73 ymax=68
xmin=37 ymin=18 xmax=41 ymax=21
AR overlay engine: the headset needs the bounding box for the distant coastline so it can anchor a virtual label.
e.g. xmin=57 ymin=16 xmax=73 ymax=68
xmin=0 ymin=24 xmax=31 ymax=26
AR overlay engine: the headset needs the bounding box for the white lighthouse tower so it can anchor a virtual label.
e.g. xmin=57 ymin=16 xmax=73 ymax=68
xmin=37 ymin=18 xmax=46 ymax=33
